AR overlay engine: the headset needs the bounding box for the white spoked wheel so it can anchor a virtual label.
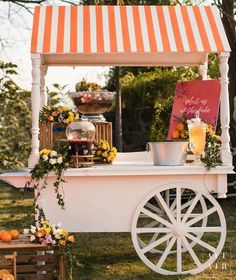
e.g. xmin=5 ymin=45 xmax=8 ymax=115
xmin=137 ymin=189 xmax=208 ymax=254
xmin=131 ymin=183 xmax=226 ymax=275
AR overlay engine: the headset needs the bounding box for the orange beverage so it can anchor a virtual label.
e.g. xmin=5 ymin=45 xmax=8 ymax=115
xmin=189 ymin=126 xmax=206 ymax=155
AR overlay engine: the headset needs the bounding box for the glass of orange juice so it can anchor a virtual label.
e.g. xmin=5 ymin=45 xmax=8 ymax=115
xmin=188 ymin=112 xmax=207 ymax=165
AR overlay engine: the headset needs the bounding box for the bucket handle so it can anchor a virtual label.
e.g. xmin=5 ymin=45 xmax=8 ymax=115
xmin=146 ymin=143 xmax=150 ymax=152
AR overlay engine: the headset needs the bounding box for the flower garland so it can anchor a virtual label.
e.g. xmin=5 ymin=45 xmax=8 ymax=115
xmin=28 ymin=146 xmax=71 ymax=217
xmin=40 ymin=105 xmax=78 ymax=124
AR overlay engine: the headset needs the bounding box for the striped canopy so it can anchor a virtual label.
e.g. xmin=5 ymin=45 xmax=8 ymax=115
xmin=31 ymin=5 xmax=230 ymax=55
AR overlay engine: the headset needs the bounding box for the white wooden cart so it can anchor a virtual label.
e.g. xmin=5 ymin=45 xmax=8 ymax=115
xmin=1 ymin=5 xmax=234 ymax=275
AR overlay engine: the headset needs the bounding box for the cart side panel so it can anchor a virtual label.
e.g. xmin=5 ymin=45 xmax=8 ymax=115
xmin=42 ymin=174 xmax=219 ymax=232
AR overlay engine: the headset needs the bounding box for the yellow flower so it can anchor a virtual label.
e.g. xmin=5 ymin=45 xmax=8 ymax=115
xmin=47 ymin=106 xmax=51 ymax=111
xmin=96 ymin=150 xmax=102 ymax=156
xmin=68 ymin=116 xmax=74 ymax=123
xmin=101 ymin=142 xmax=107 ymax=150
xmin=69 ymin=111 xmax=74 ymax=116
xmin=102 ymin=151 xmax=108 ymax=158
xmin=40 ymin=149 xmax=51 ymax=155
xmin=62 ymin=229 xmax=69 ymax=238
xmin=41 ymin=220 xmax=49 ymax=225
xmin=64 ymin=118 xmax=70 ymax=124
xmin=111 ymin=147 xmax=117 ymax=154
xmin=207 ymin=125 xmax=215 ymax=136
xmin=45 ymin=227 xmax=51 ymax=234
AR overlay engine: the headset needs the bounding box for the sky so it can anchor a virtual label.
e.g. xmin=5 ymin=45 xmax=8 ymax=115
xmin=0 ymin=2 xmax=109 ymax=91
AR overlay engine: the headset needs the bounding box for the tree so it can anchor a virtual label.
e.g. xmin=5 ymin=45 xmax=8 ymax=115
xmin=0 ymin=62 xmax=31 ymax=170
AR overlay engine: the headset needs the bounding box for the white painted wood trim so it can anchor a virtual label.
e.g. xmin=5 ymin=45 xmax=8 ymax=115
xmin=219 ymin=52 xmax=232 ymax=165
xmin=40 ymin=65 xmax=48 ymax=108
xmin=1 ymin=164 xmax=234 ymax=180
xmin=217 ymin=174 xmax=227 ymax=198
xmin=28 ymin=54 xmax=41 ymax=168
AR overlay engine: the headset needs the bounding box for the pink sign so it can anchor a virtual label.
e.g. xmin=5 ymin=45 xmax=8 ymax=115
xmin=168 ymin=80 xmax=221 ymax=139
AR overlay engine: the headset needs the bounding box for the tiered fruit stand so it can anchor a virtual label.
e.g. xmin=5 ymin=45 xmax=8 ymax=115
xmin=0 ymin=5 xmax=234 ymax=275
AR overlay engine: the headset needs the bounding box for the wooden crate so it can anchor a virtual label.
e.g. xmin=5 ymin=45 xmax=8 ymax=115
xmin=0 ymin=235 xmax=65 ymax=280
xmin=39 ymin=123 xmax=66 ymax=150
xmin=93 ymin=122 xmax=112 ymax=147
xmin=40 ymin=122 xmax=113 ymax=149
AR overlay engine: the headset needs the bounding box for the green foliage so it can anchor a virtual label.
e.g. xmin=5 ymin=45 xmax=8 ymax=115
xmin=30 ymin=146 xmax=71 ymax=211
xmin=201 ymin=132 xmax=222 ymax=169
xmin=48 ymin=83 xmax=71 ymax=107
xmin=117 ymin=67 xmax=198 ymax=150
xmin=0 ymin=62 xmax=31 ymax=170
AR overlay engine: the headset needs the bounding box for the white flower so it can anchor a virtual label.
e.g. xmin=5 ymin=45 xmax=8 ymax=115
xmin=54 ymin=228 xmax=62 ymax=236
xmin=50 ymin=150 xmax=58 ymax=157
xmin=23 ymin=229 xmax=29 ymax=235
xmin=55 ymin=234 xmax=61 ymax=239
xmin=42 ymin=155 xmax=48 ymax=161
xmin=49 ymin=158 xmax=57 ymax=165
xmin=30 ymin=235 xmax=36 ymax=242
xmin=30 ymin=226 xmax=36 ymax=234
xmin=57 ymin=157 xmax=63 ymax=164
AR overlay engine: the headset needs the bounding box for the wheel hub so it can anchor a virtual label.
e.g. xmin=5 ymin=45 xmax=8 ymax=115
xmin=171 ymin=224 xmax=185 ymax=237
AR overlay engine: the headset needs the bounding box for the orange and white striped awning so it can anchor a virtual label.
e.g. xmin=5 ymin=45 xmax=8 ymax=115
xmin=31 ymin=5 xmax=230 ymax=54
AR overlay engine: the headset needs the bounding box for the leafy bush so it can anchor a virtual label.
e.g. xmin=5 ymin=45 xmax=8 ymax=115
xmin=0 ymin=62 xmax=31 ymax=170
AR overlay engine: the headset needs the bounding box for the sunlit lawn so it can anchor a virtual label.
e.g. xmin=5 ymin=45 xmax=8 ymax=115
xmin=0 ymin=181 xmax=235 ymax=279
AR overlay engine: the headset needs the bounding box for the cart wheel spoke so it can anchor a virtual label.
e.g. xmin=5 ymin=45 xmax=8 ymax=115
xmin=177 ymin=238 xmax=182 ymax=273
xmin=186 ymin=206 xmax=217 ymax=227
xmin=182 ymin=193 xmax=201 ymax=224
xmin=181 ymin=235 xmax=202 ymax=267
xmin=171 ymin=188 xmax=185 ymax=212
xmin=136 ymin=227 xmax=170 ymax=234
xmin=176 ymin=187 xmax=181 ymax=223
xmin=146 ymin=202 xmax=162 ymax=214
xmin=155 ymin=193 xmax=176 ymax=224
xmin=142 ymin=208 xmax=172 ymax=228
xmin=173 ymin=197 xmax=195 ymax=214
xmin=186 ymin=226 xmax=222 ymax=233
xmin=185 ymin=232 xmax=217 ymax=253
xmin=144 ymin=220 xmax=159 ymax=228
xmin=141 ymin=233 xmax=172 ymax=254
xmin=156 ymin=237 xmax=176 ymax=269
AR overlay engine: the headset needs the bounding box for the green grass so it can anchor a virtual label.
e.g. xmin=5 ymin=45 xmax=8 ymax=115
xmin=0 ymin=181 xmax=235 ymax=279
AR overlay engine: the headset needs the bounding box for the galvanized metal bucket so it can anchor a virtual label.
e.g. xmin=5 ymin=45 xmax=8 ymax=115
xmin=147 ymin=141 xmax=188 ymax=166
